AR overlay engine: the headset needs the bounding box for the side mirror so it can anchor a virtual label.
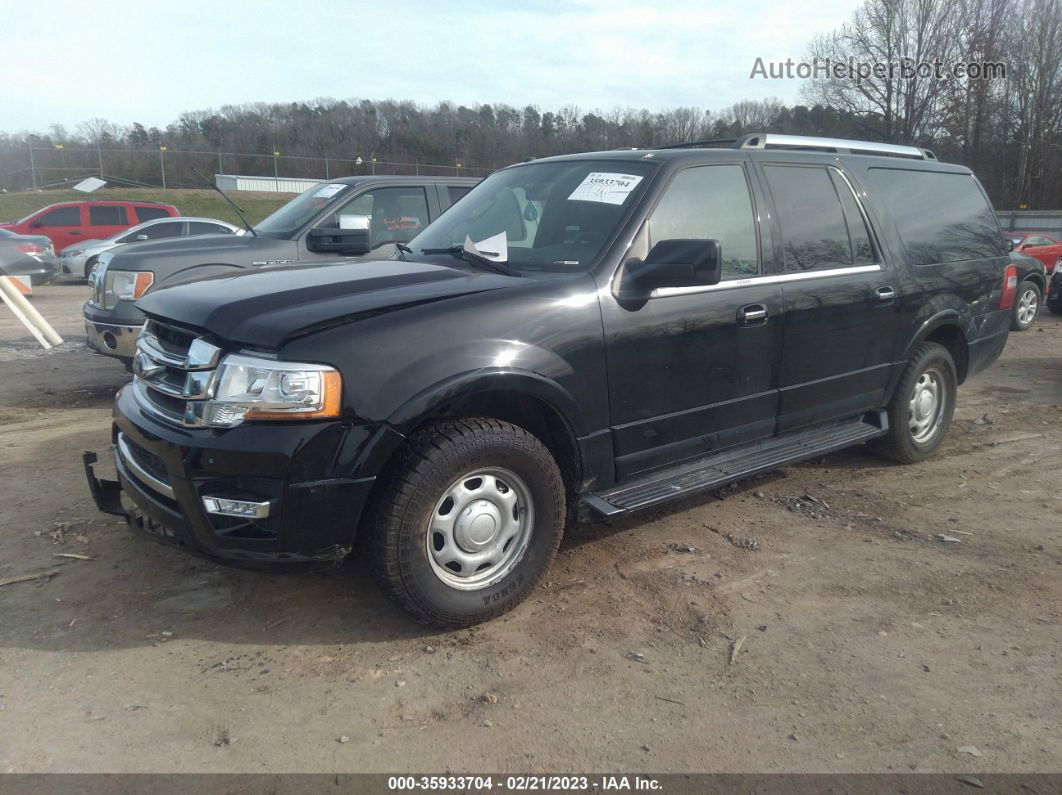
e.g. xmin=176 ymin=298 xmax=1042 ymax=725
xmin=1007 ymin=239 xmax=1016 ymax=251
xmin=623 ymin=239 xmax=722 ymax=296
xmin=135 ymin=234 xmax=149 ymax=241
xmin=30 ymin=219 xmax=43 ymax=228
xmin=1019 ymin=243 xmax=1031 ymax=250
xmin=306 ymin=214 xmax=371 ymax=255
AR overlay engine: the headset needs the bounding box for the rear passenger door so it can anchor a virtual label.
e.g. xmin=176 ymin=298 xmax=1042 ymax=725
xmin=87 ymin=205 xmax=129 ymax=242
xmin=760 ymin=163 xmax=901 ymax=431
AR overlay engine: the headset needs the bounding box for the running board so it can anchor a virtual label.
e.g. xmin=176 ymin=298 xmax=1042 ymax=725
xmin=582 ymin=412 xmax=888 ymax=517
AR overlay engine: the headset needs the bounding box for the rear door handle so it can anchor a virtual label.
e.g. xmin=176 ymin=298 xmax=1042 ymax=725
xmin=738 ymin=303 xmax=768 ymax=326
xmin=874 ymin=286 xmax=896 ymax=303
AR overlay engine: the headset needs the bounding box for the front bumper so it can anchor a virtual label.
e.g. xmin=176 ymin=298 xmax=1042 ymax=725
xmin=84 ymin=384 xmax=402 ymax=571
xmin=83 ymin=301 xmax=143 ymax=360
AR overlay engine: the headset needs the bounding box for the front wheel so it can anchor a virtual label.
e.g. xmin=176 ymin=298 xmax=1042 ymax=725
xmin=869 ymin=342 xmax=957 ymax=464
xmin=365 ymin=418 xmax=565 ymax=627
xmin=1011 ymin=281 xmax=1041 ymax=331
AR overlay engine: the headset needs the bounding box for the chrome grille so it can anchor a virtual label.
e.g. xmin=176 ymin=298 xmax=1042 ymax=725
xmin=132 ymin=320 xmax=222 ymax=427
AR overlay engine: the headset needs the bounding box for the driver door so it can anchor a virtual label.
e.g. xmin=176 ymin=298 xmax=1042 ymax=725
xmin=599 ymin=162 xmax=783 ymax=480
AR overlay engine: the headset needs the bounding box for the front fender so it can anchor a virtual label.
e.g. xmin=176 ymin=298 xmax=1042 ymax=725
xmin=387 ymin=367 xmax=591 ymax=438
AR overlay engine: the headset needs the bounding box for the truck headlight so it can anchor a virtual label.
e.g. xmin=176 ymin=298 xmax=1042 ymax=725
xmin=200 ymin=354 xmax=342 ymax=426
xmin=107 ymin=270 xmax=154 ymax=301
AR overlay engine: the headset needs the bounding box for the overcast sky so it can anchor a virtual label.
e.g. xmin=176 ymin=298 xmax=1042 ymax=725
xmin=1 ymin=0 xmax=862 ymax=134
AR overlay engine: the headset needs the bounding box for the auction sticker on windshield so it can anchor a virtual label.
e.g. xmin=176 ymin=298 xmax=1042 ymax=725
xmin=567 ymin=172 xmax=644 ymax=205
xmin=314 ymin=184 xmax=346 ymax=199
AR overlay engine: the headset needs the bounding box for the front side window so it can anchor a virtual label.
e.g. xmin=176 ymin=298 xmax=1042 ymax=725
xmin=138 ymin=221 xmax=183 ymax=240
xmin=36 ymin=207 xmax=80 ymax=227
xmin=319 ymin=187 xmax=430 ymax=248
xmin=89 ymin=206 xmax=127 ymax=226
xmin=188 ymin=222 xmax=233 ymax=236
xmin=408 ymin=160 xmax=657 ymax=272
xmin=645 ymin=164 xmax=759 ymax=280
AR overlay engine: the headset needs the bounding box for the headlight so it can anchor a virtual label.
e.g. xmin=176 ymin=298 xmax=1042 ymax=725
xmin=195 ymin=354 xmax=342 ymax=427
xmin=63 ymin=248 xmax=84 ymax=257
xmin=105 ymin=270 xmax=154 ymax=301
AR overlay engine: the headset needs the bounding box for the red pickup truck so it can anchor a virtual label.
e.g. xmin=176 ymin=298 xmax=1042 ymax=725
xmin=2 ymin=200 xmax=179 ymax=253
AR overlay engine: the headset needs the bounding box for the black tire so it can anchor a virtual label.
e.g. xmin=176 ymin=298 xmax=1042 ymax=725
xmin=84 ymin=256 xmax=98 ymax=280
xmin=868 ymin=342 xmax=957 ymax=464
xmin=1047 ymin=303 xmax=1062 ymax=316
xmin=1010 ymin=280 xmax=1041 ymax=331
xmin=365 ymin=418 xmax=565 ymax=627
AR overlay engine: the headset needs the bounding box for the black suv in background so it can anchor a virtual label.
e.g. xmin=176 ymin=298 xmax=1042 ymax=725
xmin=87 ymin=134 xmax=1018 ymax=627
xmin=83 ymin=175 xmax=479 ymax=364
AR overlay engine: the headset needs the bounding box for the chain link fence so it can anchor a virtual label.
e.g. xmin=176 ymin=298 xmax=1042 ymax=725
xmin=3 ymin=145 xmax=493 ymax=192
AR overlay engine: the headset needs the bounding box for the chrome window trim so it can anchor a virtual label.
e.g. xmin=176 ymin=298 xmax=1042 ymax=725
xmin=650 ymin=264 xmax=882 ymax=298
xmin=115 ymin=432 xmax=175 ymax=499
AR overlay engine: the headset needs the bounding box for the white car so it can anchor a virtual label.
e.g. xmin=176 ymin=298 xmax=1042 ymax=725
xmin=60 ymin=217 xmax=243 ymax=278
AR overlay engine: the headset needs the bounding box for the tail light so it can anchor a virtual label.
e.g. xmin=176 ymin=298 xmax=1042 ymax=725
xmin=999 ymin=264 xmax=1019 ymax=310
xmin=15 ymin=243 xmax=43 ymax=255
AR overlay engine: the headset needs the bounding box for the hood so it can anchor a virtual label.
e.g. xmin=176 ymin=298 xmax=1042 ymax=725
xmin=137 ymin=258 xmax=518 ymax=348
xmin=108 ymin=232 xmax=258 ymax=263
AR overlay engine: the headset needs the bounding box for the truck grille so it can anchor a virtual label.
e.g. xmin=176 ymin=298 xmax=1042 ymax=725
xmin=132 ymin=320 xmax=222 ymax=427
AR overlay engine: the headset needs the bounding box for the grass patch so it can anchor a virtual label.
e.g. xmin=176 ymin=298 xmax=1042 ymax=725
xmin=0 ymin=188 xmax=290 ymax=228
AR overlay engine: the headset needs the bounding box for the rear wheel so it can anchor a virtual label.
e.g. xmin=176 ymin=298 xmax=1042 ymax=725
xmin=1010 ymin=281 xmax=1041 ymax=331
xmin=869 ymin=342 xmax=957 ymax=464
xmin=366 ymin=418 xmax=565 ymax=627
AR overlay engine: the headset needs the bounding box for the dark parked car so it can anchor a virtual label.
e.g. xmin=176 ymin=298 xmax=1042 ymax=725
xmin=0 ymin=227 xmax=58 ymax=285
xmin=1046 ymin=266 xmax=1062 ymax=315
xmin=83 ymin=175 xmax=478 ymax=364
xmin=1006 ymin=251 xmax=1048 ymax=331
xmin=86 ymin=134 xmax=1016 ymax=627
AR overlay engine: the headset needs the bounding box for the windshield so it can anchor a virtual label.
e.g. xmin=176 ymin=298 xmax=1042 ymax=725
xmin=253 ymin=182 xmax=353 ymax=239
xmin=408 ymin=160 xmax=657 ymax=272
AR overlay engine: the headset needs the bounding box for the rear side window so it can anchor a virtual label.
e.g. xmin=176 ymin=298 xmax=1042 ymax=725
xmin=188 ymin=222 xmax=232 ymax=235
xmin=448 ymin=186 xmax=472 ymax=204
xmin=866 ymin=169 xmax=1005 ymax=265
xmin=646 ymin=164 xmax=760 ymax=280
xmin=134 ymin=206 xmax=171 ymax=222
xmin=36 ymin=207 xmax=81 ymax=227
xmin=764 ymin=165 xmax=874 ymax=273
xmin=89 ymin=206 xmax=127 ymax=226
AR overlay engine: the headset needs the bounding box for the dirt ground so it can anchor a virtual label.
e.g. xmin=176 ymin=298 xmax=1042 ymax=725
xmin=0 ymin=283 xmax=1059 ymax=774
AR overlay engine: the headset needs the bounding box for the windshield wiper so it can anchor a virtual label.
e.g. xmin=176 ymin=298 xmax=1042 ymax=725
xmin=420 ymin=245 xmax=517 ymax=276
xmin=394 ymin=241 xmax=413 ymax=261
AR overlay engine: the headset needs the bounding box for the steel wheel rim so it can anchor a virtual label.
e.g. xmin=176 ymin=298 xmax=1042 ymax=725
xmin=1017 ymin=288 xmax=1038 ymax=325
xmin=425 ymin=467 xmax=534 ymax=591
xmin=908 ymin=367 xmax=945 ymax=444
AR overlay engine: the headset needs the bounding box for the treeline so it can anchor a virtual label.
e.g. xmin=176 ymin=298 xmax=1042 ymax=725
xmin=1 ymin=0 xmax=1059 ymax=208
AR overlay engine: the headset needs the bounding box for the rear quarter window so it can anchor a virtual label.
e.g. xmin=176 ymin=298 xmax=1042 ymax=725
xmin=866 ymin=168 xmax=1005 ymax=265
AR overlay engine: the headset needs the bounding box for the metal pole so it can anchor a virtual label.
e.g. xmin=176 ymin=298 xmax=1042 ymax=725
xmin=273 ymin=147 xmax=279 ymax=190
xmin=415 ymin=159 xmax=419 ymax=176
xmin=28 ymin=143 xmax=37 ymax=190
xmin=160 ymin=146 xmax=166 ymax=189
xmin=324 ymin=155 xmax=330 ymax=179
xmin=218 ymin=151 xmax=223 ymax=174
xmin=371 ymin=152 xmax=375 ymax=176
xmin=98 ymin=144 xmax=104 ymax=178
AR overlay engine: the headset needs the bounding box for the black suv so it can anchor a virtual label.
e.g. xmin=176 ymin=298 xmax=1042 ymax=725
xmin=83 ymin=175 xmax=479 ymax=365
xmin=86 ymin=134 xmax=1019 ymax=627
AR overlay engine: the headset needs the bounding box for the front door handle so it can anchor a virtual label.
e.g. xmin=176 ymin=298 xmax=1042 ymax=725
xmin=738 ymin=303 xmax=768 ymax=326
xmin=874 ymin=286 xmax=896 ymax=304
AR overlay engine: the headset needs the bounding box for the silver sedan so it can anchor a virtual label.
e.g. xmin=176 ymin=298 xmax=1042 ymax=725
xmin=60 ymin=217 xmax=242 ymax=278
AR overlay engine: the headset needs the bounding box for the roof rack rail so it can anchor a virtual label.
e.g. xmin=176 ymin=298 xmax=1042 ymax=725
xmin=657 ymin=138 xmax=740 ymax=150
xmin=736 ymin=133 xmax=936 ymax=160
xmin=656 ymin=133 xmax=935 ymax=160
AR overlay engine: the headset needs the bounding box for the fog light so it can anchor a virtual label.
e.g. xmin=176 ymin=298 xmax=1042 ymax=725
xmin=202 ymin=496 xmax=272 ymax=519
